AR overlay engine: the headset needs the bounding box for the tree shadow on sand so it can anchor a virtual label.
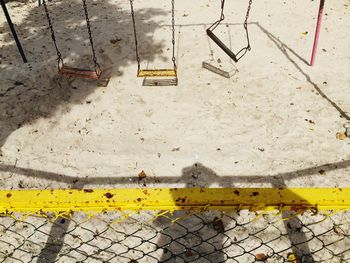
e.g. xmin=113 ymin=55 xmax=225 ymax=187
xmin=0 ymin=0 xmax=169 ymax=154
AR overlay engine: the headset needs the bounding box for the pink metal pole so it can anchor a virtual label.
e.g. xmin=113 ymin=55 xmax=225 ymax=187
xmin=310 ymin=0 xmax=325 ymax=66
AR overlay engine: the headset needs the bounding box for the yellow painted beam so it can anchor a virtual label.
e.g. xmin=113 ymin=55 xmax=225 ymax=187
xmin=0 ymin=188 xmax=349 ymax=214
xmin=137 ymin=69 xmax=177 ymax=77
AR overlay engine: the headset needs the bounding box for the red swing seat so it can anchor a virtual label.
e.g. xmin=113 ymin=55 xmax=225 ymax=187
xmin=59 ymin=64 xmax=101 ymax=80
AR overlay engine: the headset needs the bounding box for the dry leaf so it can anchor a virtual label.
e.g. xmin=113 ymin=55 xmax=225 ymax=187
xmin=287 ymin=253 xmax=301 ymax=263
xmin=255 ymin=253 xmax=268 ymax=261
xmin=336 ymin=132 xmax=346 ymax=140
xmin=138 ymin=170 xmax=147 ymax=179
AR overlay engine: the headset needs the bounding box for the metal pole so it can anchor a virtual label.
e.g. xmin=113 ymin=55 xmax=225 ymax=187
xmin=310 ymin=0 xmax=325 ymax=66
xmin=0 ymin=0 xmax=27 ymax=63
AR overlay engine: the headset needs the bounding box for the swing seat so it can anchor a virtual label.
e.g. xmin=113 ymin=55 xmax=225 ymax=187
xmin=59 ymin=65 xmax=102 ymax=80
xmin=137 ymin=69 xmax=177 ymax=78
xmin=207 ymin=29 xmax=238 ymax=63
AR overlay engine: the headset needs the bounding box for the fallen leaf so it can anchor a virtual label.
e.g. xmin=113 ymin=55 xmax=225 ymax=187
xmin=138 ymin=170 xmax=147 ymax=179
xmin=255 ymin=253 xmax=268 ymax=261
xmin=336 ymin=132 xmax=346 ymax=140
xmin=287 ymin=253 xmax=301 ymax=263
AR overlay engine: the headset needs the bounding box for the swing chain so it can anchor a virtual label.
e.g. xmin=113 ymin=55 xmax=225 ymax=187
xmin=82 ymin=0 xmax=100 ymax=72
xmin=171 ymin=0 xmax=176 ymax=70
xmin=129 ymin=0 xmax=141 ymax=71
xmin=220 ymin=0 xmax=225 ymax=21
xmin=244 ymin=0 xmax=253 ymax=50
xmin=42 ymin=0 xmax=63 ymax=69
xmin=244 ymin=0 xmax=253 ymax=29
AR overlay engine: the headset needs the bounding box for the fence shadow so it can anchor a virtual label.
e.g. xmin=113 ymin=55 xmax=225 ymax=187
xmin=1 ymin=159 xmax=350 ymax=261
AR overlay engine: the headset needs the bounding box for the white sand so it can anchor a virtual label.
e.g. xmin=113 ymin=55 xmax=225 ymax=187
xmin=1 ymin=0 xmax=350 ymax=190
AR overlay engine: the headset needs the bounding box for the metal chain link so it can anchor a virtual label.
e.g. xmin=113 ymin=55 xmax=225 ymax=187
xmin=82 ymin=0 xmax=100 ymax=72
xmin=2 ymin=209 xmax=350 ymax=262
xmin=220 ymin=0 xmax=225 ymax=21
xmin=244 ymin=0 xmax=253 ymax=28
xmin=208 ymin=0 xmax=253 ymax=56
xmin=42 ymin=0 xmax=62 ymax=69
xmin=244 ymin=0 xmax=253 ymax=50
xmin=208 ymin=0 xmax=225 ymax=31
xmin=171 ymin=0 xmax=176 ymax=71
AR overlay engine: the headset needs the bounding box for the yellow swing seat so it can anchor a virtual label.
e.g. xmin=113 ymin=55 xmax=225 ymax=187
xmin=137 ymin=69 xmax=177 ymax=78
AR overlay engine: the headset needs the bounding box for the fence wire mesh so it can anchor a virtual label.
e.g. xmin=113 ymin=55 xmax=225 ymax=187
xmin=1 ymin=209 xmax=350 ymax=263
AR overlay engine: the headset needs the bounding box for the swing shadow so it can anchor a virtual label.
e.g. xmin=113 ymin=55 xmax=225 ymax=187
xmin=162 ymin=21 xmax=350 ymax=121
xmin=1 ymin=159 xmax=350 ymax=261
xmin=0 ymin=0 xmax=170 ymax=154
xmin=202 ymin=23 xmax=239 ymax=79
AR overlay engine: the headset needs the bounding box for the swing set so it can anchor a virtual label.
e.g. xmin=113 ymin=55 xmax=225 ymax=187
xmin=36 ymin=0 xmax=327 ymax=83
xmin=42 ymin=0 xmax=101 ymax=80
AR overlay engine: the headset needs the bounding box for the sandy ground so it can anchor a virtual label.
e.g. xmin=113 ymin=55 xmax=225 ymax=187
xmin=1 ymin=1 xmax=350 ymax=262
xmin=1 ymin=0 xmax=350 ymax=190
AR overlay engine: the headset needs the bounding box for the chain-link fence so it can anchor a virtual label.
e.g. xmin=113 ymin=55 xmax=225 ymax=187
xmin=1 ymin=208 xmax=350 ymax=263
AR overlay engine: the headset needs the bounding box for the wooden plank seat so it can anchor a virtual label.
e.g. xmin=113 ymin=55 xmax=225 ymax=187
xmin=59 ymin=65 xmax=102 ymax=80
